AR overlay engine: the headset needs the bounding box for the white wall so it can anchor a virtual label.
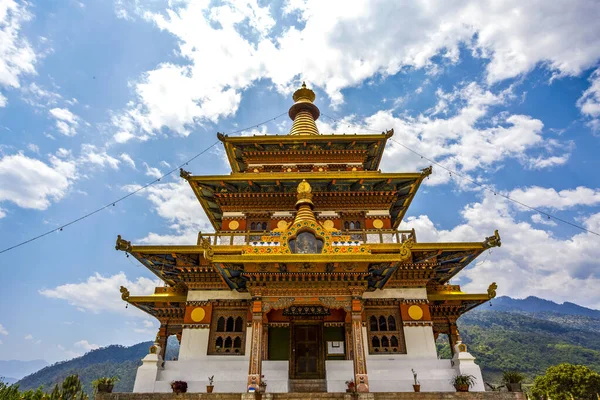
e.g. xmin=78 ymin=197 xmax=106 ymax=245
xmin=186 ymin=289 xmax=251 ymax=301
xmin=362 ymin=288 xmax=427 ymax=299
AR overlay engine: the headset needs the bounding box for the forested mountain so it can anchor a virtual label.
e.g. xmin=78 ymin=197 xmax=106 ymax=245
xmin=11 ymin=296 xmax=600 ymax=393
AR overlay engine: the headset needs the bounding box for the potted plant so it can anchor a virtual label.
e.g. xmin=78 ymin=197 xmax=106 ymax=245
xmin=171 ymin=380 xmax=188 ymax=394
xmin=207 ymin=375 xmax=215 ymax=393
xmin=259 ymin=378 xmax=267 ymax=393
xmin=345 ymin=379 xmax=356 ymax=393
xmin=92 ymin=376 xmax=119 ymax=393
xmin=502 ymin=370 xmax=525 ymax=392
xmin=411 ymin=369 xmax=420 ymax=392
xmin=450 ymin=374 xmax=476 ymax=392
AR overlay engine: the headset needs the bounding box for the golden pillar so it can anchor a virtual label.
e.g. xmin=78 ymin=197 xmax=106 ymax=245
xmin=247 ymin=299 xmax=264 ymax=391
xmin=351 ymin=298 xmax=369 ymax=392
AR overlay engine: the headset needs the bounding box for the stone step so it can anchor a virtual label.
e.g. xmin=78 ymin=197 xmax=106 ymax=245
xmin=287 ymin=379 xmax=328 ymax=393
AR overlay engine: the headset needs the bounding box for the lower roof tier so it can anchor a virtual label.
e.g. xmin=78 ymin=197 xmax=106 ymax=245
xmin=115 ymin=229 xmax=501 ymax=292
xmin=119 ymin=283 xmax=496 ymax=325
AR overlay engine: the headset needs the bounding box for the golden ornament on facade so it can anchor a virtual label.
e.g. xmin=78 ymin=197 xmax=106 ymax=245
xmin=372 ymin=219 xmax=384 ymax=229
xmin=228 ymin=220 xmax=240 ymax=230
xmin=408 ymin=305 xmax=424 ymax=320
xmin=190 ymin=307 xmax=206 ymax=322
xmin=277 ymin=220 xmax=289 ymax=230
xmin=323 ymin=219 xmax=335 ymax=229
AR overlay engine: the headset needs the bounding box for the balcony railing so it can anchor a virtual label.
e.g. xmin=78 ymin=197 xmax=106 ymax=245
xmin=198 ymin=229 xmax=416 ymax=246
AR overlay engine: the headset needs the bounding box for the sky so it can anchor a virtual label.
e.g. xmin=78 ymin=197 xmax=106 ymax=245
xmin=0 ymin=0 xmax=600 ymax=363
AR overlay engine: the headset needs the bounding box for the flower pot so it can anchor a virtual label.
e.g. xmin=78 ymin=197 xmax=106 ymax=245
xmin=413 ymin=384 xmax=421 ymax=392
xmin=96 ymin=383 xmax=114 ymax=393
xmin=207 ymin=385 xmax=214 ymax=393
xmin=506 ymin=382 xmax=522 ymax=392
xmin=454 ymin=384 xmax=469 ymax=392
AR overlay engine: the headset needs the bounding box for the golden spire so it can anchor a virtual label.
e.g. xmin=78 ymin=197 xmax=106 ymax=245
xmin=288 ymin=82 xmax=320 ymax=136
xmin=293 ymin=179 xmax=317 ymax=225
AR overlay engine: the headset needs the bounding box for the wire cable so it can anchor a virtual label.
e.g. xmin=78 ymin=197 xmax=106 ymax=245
xmin=320 ymin=113 xmax=600 ymax=238
xmin=0 ymin=111 xmax=289 ymax=255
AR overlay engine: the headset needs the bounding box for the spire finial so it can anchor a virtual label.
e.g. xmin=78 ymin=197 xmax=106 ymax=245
xmin=288 ymin=83 xmax=320 ymax=135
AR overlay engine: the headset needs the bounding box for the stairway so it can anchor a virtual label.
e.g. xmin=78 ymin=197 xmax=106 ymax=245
xmin=287 ymin=379 xmax=328 ymax=393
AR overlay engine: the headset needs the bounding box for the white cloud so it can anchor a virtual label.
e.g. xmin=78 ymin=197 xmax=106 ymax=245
xmin=49 ymin=108 xmax=80 ymax=136
xmin=79 ymin=144 xmax=120 ymax=169
xmin=142 ymin=320 xmax=154 ymax=328
xmin=317 ymin=82 xmax=566 ymax=184
xmin=27 ymin=143 xmax=39 ymax=154
xmin=119 ymin=153 xmax=136 ymax=169
xmin=112 ymin=0 xmax=600 ymax=141
xmin=0 ymin=152 xmax=78 ymax=210
xmin=509 ymin=186 xmax=600 ymax=210
xmin=24 ymin=334 xmax=32 ymax=340
xmin=39 ymin=272 xmax=158 ymax=315
xmin=143 ymin=162 xmax=162 ymax=179
xmin=400 ymin=190 xmax=600 ymax=309
xmin=73 ymin=340 xmax=99 ymax=351
xmin=159 ymin=160 xmax=170 ymax=168
xmin=0 ymin=324 xmax=8 ymax=335
xmin=122 ymin=179 xmax=212 ymax=244
xmin=0 ymin=0 xmax=36 ymax=106
xmin=578 ymin=68 xmax=600 ymax=131
xmin=0 ymin=207 xmax=6 ymax=219
xmin=531 ymin=213 xmax=557 ymax=227
xmin=21 ymin=83 xmax=62 ymax=108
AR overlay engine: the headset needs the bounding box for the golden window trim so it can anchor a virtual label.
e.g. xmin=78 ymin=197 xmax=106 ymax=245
xmin=207 ymin=306 xmax=248 ymax=356
xmin=365 ymin=307 xmax=407 ymax=355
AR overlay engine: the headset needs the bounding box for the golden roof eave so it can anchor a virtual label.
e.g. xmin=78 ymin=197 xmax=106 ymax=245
xmin=218 ymin=132 xmax=392 ymax=173
xmin=186 ymin=171 xmax=425 ymax=182
xmin=126 ymin=294 xmax=188 ymax=303
xmin=427 ymin=292 xmax=491 ymax=302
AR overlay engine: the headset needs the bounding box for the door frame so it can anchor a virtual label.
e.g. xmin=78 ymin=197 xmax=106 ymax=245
xmin=289 ymin=320 xmax=325 ymax=379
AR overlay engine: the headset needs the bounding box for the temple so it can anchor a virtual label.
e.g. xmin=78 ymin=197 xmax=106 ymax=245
xmin=116 ymin=83 xmax=501 ymax=393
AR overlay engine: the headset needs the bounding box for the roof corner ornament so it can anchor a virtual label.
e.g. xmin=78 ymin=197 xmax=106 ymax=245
xmin=180 ymin=168 xmax=191 ymax=180
xmin=420 ymin=165 xmax=433 ymax=177
xmin=483 ymin=230 xmax=501 ymax=249
xmin=217 ymin=132 xmax=227 ymax=141
xmin=120 ymin=286 xmax=130 ymax=301
xmin=199 ymin=237 xmax=214 ymax=261
xmin=115 ymin=235 xmax=132 ymax=252
xmin=487 ymin=282 xmax=498 ymax=299
xmin=385 ymin=128 xmax=394 ymax=138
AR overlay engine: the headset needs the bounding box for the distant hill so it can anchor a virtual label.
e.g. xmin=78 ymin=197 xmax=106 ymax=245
xmin=17 ymin=340 xmax=179 ymax=395
xmin=0 ymin=359 xmax=48 ymax=384
xmin=13 ymin=296 xmax=600 ymax=392
xmin=490 ymin=296 xmax=600 ymax=318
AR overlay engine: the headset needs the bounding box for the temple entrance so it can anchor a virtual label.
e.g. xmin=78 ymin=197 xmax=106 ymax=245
xmin=290 ymin=323 xmax=325 ymax=379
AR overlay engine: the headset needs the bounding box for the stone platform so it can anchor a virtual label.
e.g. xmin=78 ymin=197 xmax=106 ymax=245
xmin=97 ymin=393 xmax=527 ymax=400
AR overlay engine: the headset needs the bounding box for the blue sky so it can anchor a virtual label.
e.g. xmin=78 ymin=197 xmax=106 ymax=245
xmin=1 ymin=0 xmax=600 ymax=363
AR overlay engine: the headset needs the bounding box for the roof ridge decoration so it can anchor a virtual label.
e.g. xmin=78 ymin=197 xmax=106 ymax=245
xmin=288 ymin=82 xmax=320 ymax=136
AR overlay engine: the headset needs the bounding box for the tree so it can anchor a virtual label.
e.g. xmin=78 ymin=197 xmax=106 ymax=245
xmin=531 ymin=363 xmax=600 ymax=400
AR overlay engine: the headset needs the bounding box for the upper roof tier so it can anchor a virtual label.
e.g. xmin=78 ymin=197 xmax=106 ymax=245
xmin=218 ymin=83 xmax=393 ymax=173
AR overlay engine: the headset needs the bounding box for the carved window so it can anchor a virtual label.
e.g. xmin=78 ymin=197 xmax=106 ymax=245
xmin=208 ymin=306 xmax=248 ymax=355
xmin=366 ymin=307 xmax=406 ymax=354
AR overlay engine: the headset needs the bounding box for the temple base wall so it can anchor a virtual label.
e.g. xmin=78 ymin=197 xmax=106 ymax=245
xmin=100 ymin=393 xmax=527 ymax=400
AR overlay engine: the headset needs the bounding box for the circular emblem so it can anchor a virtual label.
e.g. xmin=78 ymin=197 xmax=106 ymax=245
xmin=408 ymin=305 xmax=423 ymax=320
xmin=323 ymin=220 xmax=334 ymax=229
xmin=228 ymin=220 xmax=240 ymax=230
xmin=277 ymin=220 xmax=288 ymax=230
xmin=190 ymin=307 xmax=206 ymax=322
xmin=372 ymin=219 xmax=384 ymax=229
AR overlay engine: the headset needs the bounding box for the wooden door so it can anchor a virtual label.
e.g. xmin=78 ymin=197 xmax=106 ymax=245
xmin=291 ymin=324 xmax=323 ymax=379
